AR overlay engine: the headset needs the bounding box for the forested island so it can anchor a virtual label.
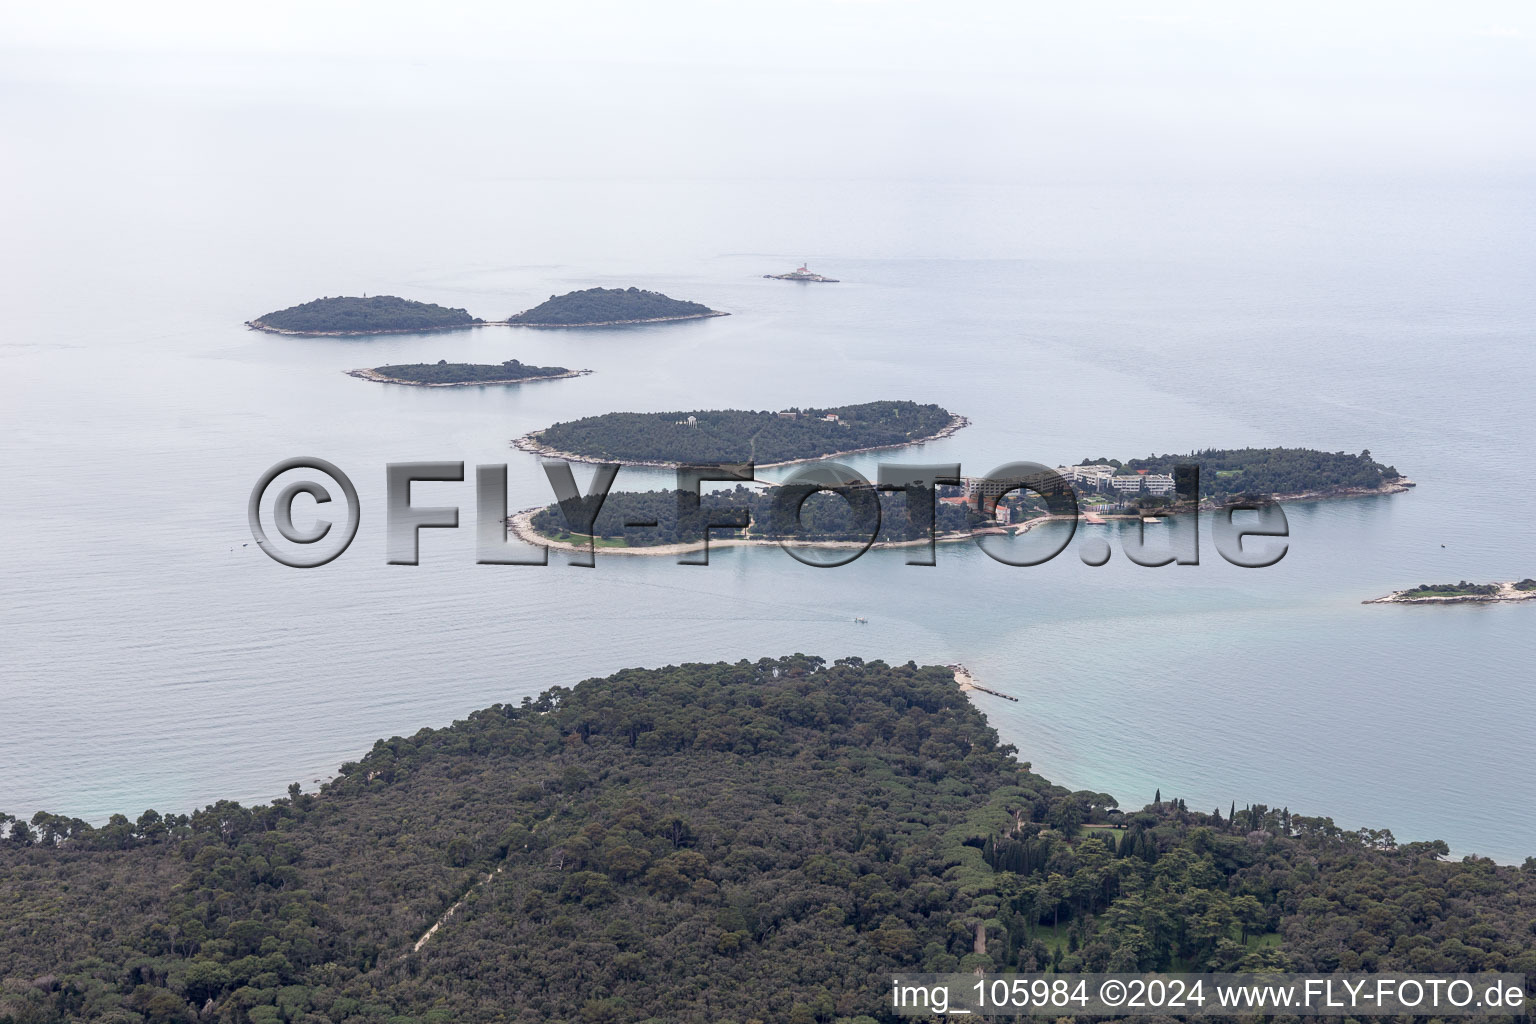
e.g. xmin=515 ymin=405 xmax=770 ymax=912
xmin=516 ymin=401 xmax=966 ymax=467
xmin=248 ymin=296 xmax=483 ymax=335
xmin=249 ymin=286 xmax=725 ymax=334
xmin=3 ymin=657 xmax=1534 ymax=1024
xmin=1366 ymin=579 xmax=1536 ymax=605
xmin=347 ymin=359 xmax=588 ymax=387
xmin=1061 ymin=447 xmax=1411 ymax=514
xmin=507 ymin=287 xmax=726 ymax=327
xmin=521 ymin=484 xmax=981 ymax=553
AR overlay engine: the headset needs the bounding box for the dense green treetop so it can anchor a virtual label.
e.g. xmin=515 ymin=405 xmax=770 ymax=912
xmin=2 ymin=657 xmax=1533 ymax=1024
xmin=368 ymin=359 xmax=572 ymax=384
xmin=1393 ymin=581 xmax=1536 ymax=598
xmin=529 ymin=401 xmax=958 ymax=465
xmin=253 ymin=296 xmax=480 ymax=333
xmin=507 ymin=286 xmax=717 ymax=326
xmin=1406 ymin=581 xmax=1502 ymax=597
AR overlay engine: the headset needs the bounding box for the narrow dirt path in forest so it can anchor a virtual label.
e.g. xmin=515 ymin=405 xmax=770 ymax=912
xmin=403 ymin=814 xmax=556 ymax=959
xmin=409 ymin=863 xmax=506 ymax=955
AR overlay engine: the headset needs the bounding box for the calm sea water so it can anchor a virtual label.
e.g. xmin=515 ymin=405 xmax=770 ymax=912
xmin=3 ymin=86 xmax=1534 ymax=860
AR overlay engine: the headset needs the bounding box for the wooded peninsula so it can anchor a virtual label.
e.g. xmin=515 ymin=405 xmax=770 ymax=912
xmin=516 ymin=401 xmax=966 ymax=467
xmin=347 ymin=359 xmax=588 ymax=387
xmin=3 ymin=657 xmax=1533 ymax=1024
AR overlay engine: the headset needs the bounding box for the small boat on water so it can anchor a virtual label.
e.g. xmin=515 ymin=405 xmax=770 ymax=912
xmin=852 ymin=616 xmax=868 ymax=624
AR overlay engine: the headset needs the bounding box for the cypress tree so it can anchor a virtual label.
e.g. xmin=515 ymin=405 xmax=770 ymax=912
xmin=1116 ymin=827 xmax=1135 ymax=859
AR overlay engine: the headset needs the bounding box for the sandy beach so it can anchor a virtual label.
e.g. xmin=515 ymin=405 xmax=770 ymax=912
xmin=952 ymin=663 xmax=981 ymax=692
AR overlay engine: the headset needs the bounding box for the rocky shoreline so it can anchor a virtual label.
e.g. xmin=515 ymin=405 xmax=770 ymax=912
xmin=247 ymin=319 xmax=500 ymax=337
xmin=507 ymin=311 xmax=730 ymax=328
xmin=1070 ymin=477 xmax=1416 ymax=522
xmin=1364 ymin=581 xmax=1536 ymax=605
xmin=248 ymin=310 xmax=727 ymax=335
xmin=511 ymin=414 xmax=971 ymax=470
xmin=1252 ymin=477 xmax=1416 ymax=507
xmin=346 ymin=367 xmax=592 ymax=387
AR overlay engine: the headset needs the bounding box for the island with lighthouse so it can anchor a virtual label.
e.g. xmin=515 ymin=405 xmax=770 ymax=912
xmin=764 ymin=263 xmax=839 ymax=282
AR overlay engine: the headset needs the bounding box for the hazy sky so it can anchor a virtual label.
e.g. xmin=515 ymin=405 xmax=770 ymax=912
xmin=5 ymin=1 xmax=1533 ymax=73
xmin=3 ymin=1 xmax=1534 ymax=181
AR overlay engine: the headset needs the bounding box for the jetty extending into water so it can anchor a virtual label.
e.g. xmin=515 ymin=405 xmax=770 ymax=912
xmin=950 ymin=663 xmax=1020 ymax=702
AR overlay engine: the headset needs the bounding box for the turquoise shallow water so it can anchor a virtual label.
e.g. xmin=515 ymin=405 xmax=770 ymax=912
xmin=2 ymin=87 xmax=1534 ymax=860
